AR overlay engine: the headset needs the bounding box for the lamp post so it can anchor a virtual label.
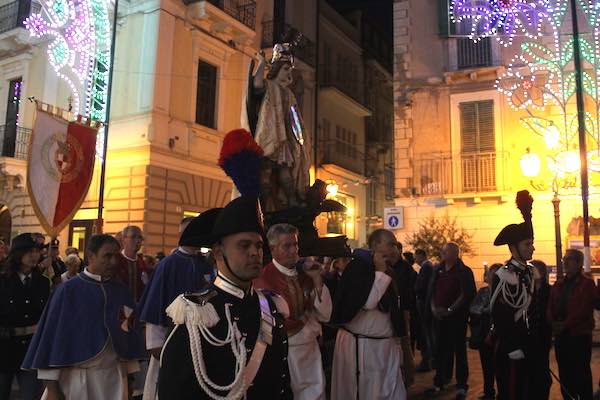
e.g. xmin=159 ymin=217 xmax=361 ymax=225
xmin=551 ymin=192 xmax=563 ymax=278
xmin=520 ymin=149 xmax=564 ymax=278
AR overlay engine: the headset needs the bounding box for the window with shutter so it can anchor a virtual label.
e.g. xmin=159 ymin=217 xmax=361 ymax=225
xmin=459 ymin=100 xmax=496 ymax=192
xmin=195 ymin=60 xmax=218 ymax=129
xmin=438 ymin=0 xmax=454 ymax=37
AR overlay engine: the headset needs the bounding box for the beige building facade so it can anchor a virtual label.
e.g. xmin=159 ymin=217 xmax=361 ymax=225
xmin=0 ymin=0 xmax=263 ymax=254
xmin=393 ymin=0 xmax=600 ymax=279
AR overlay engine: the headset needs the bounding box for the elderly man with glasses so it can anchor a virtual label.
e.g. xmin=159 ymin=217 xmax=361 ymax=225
xmin=115 ymin=226 xmax=148 ymax=303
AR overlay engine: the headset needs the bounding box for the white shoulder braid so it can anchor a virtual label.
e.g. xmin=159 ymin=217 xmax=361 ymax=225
xmin=166 ymin=294 xmax=220 ymax=327
xmin=495 ymin=267 xmax=518 ymax=285
xmin=490 ymin=266 xmax=533 ymax=324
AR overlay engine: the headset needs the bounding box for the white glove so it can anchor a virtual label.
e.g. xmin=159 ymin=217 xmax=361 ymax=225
xmin=508 ymin=349 xmax=525 ymax=360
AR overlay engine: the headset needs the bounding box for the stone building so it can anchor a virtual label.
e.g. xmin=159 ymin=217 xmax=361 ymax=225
xmin=393 ymin=0 xmax=600 ymax=278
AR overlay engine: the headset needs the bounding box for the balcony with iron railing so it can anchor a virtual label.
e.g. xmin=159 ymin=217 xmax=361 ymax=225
xmin=261 ymin=20 xmax=315 ymax=67
xmin=185 ymin=0 xmax=256 ymax=30
xmin=457 ymin=37 xmax=493 ymax=69
xmin=320 ymin=66 xmax=365 ymax=107
xmin=320 ymin=139 xmax=365 ymax=176
xmin=0 ymin=0 xmax=40 ymax=35
xmin=0 ymin=125 xmax=31 ymax=160
xmin=412 ymin=151 xmax=507 ymax=196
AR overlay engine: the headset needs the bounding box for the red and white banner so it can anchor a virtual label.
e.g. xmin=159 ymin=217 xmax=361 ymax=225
xmin=27 ymin=108 xmax=98 ymax=236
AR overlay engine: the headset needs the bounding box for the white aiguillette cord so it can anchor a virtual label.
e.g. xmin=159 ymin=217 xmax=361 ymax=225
xmin=164 ymin=291 xmax=275 ymax=400
xmin=165 ymin=294 xmax=246 ymax=400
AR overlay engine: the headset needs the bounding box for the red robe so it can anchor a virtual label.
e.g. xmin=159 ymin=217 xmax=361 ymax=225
xmin=115 ymin=253 xmax=147 ymax=302
xmin=254 ymin=262 xmax=314 ymax=336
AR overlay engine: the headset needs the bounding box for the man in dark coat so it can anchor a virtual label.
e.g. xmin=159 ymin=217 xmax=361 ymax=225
xmin=329 ymin=229 xmax=411 ymax=399
xmin=548 ymin=249 xmax=598 ymax=400
xmin=425 ymin=242 xmax=476 ymax=399
xmin=414 ymin=248 xmax=435 ymax=372
xmin=158 ymin=196 xmax=292 ymax=399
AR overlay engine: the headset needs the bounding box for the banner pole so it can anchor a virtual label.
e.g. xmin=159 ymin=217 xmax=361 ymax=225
xmin=96 ymin=0 xmax=119 ymax=234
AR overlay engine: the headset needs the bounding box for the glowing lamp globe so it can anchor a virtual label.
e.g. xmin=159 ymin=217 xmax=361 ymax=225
xmin=520 ymin=151 xmax=541 ymax=177
xmin=588 ymin=151 xmax=600 ymax=172
xmin=556 ymin=151 xmax=580 ymax=174
xmin=326 ymin=183 xmax=339 ymax=198
xmin=543 ymin=124 xmax=560 ymax=149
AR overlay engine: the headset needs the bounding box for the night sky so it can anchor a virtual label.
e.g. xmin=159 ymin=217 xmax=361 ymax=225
xmin=328 ymin=0 xmax=393 ymax=40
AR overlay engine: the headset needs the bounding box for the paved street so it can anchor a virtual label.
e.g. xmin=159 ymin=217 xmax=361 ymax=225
xmin=408 ymin=346 xmax=600 ymax=399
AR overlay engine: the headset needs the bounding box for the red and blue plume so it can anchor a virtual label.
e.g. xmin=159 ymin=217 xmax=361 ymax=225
xmin=218 ymin=129 xmax=264 ymax=197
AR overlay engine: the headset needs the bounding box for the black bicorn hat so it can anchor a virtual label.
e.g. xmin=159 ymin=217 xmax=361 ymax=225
xmin=211 ymin=196 xmax=265 ymax=243
xmin=9 ymin=233 xmax=43 ymax=254
xmin=300 ymin=236 xmax=352 ymax=258
xmin=494 ymin=190 xmax=534 ymax=246
xmin=179 ymin=208 xmax=223 ymax=248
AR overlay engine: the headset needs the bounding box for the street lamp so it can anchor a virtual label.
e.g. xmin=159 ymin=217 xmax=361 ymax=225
xmin=326 ymin=181 xmax=338 ymax=198
xmin=519 ymin=149 xmax=566 ymax=278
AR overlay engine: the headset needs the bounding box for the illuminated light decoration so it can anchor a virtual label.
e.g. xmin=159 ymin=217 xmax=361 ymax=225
xmin=520 ymin=150 xmax=542 ymax=177
xmin=450 ymin=0 xmax=551 ymax=46
xmin=13 ymin=80 xmax=22 ymax=126
xmin=455 ymin=0 xmax=600 ymax=187
xmin=25 ymin=0 xmax=112 ymax=156
xmin=519 ymin=115 xmax=577 ymax=146
xmin=496 ymin=55 xmax=556 ymax=109
xmin=577 ymin=0 xmax=600 ymax=27
xmin=588 ymin=150 xmax=600 ymax=171
xmin=543 ymin=123 xmax=561 ymax=148
xmin=548 ymin=151 xmax=581 ymax=174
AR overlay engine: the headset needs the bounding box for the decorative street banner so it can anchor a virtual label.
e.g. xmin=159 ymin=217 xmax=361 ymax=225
xmin=27 ymin=106 xmax=98 ymax=237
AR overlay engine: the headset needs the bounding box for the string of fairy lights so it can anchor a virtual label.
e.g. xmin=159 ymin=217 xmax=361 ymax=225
xmin=24 ymin=0 xmax=112 ymax=156
xmin=450 ymin=0 xmax=600 ymax=182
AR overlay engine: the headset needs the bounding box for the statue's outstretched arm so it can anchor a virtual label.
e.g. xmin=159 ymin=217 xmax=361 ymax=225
xmin=253 ymin=51 xmax=266 ymax=89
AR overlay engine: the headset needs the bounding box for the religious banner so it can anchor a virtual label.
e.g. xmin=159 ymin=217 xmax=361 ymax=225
xmin=27 ymin=106 xmax=98 ymax=237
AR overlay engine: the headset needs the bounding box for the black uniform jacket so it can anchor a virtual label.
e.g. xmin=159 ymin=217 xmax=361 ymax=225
xmin=158 ymin=282 xmax=292 ymax=400
xmin=0 ymin=270 xmax=50 ymax=372
xmin=491 ymin=262 xmax=535 ymax=355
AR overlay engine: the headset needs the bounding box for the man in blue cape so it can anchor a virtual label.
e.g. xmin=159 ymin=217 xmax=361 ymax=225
xmin=21 ymin=234 xmax=145 ymax=400
xmin=136 ymin=208 xmax=220 ymax=399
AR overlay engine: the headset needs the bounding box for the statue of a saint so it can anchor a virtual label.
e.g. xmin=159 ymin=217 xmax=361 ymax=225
xmin=243 ymin=42 xmax=311 ymax=212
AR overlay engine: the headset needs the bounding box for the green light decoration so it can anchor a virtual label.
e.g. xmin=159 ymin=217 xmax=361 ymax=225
xmin=25 ymin=0 xmax=113 ymax=155
xmin=49 ymin=37 xmax=69 ymax=69
xmin=52 ymin=0 xmax=66 ymax=22
xmin=577 ymin=0 xmax=600 ymax=28
xmin=87 ymin=0 xmax=111 ymax=154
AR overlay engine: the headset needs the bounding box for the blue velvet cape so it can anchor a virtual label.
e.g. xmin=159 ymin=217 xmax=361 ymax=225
xmin=137 ymin=250 xmax=215 ymax=326
xmin=22 ymin=273 xmax=145 ymax=369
